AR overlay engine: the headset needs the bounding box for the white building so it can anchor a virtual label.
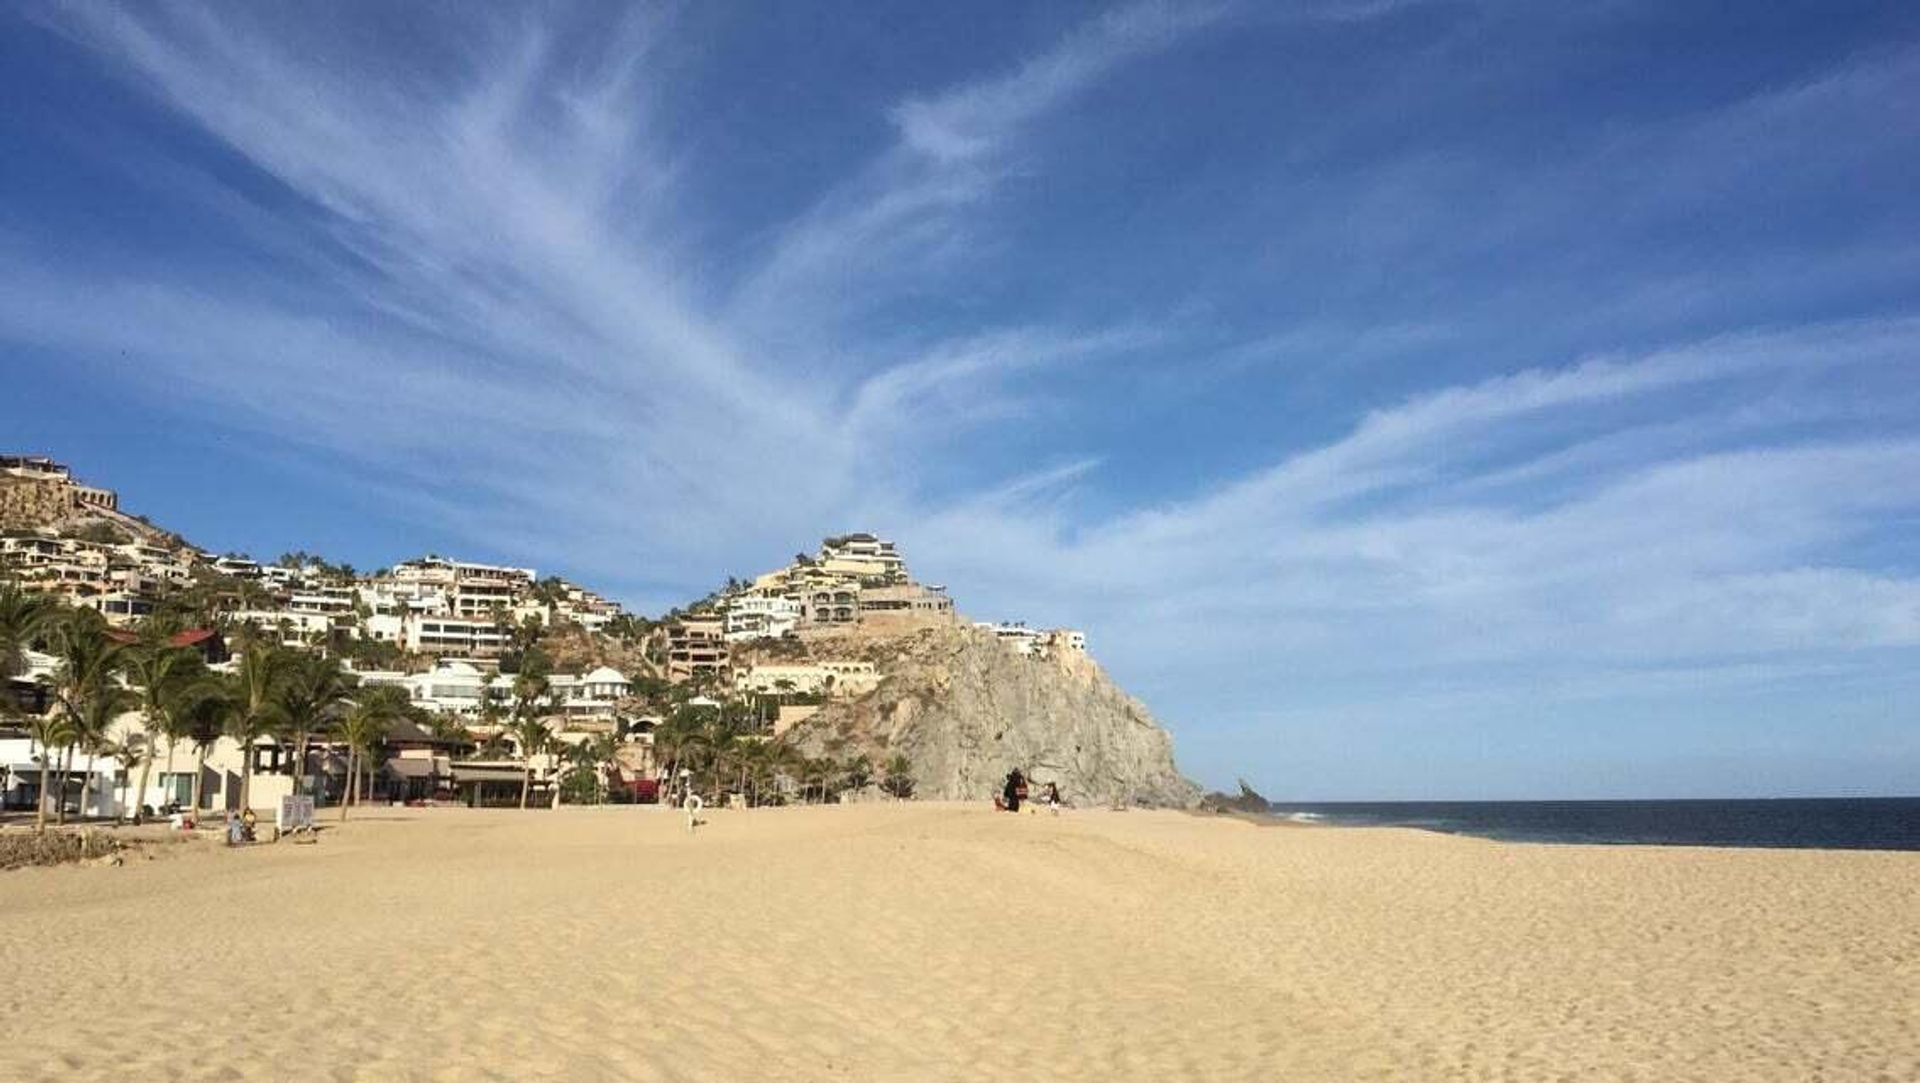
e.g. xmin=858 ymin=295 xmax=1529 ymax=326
xmin=977 ymin=621 xmax=1045 ymax=656
xmin=546 ymin=667 xmax=630 ymax=718
xmin=724 ymin=594 xmax=803 ymax=642
xmin=403 ymin=615 xmax=511 ymax=657
xmin=818 ymin=533 xmax=906 ymax=583
xmin=390 ymin=556 xmax=536 ymax=619
xmin=975 ymin=623 xmax=1087 ymax=658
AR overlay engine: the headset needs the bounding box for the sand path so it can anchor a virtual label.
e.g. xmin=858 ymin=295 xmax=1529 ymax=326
xmin=3 ymin=804 xmax=1915 ymax=1080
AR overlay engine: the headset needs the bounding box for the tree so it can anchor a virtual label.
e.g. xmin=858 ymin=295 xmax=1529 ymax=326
xmin=0 ymin=580 xmax=55 ymax=687
xmin=275 ymin=652 xmax=357 ymax=794
xmin=509 ymin=712 xmax=553 ymax=810
xmin=226 ymin=646 xmax=290 ymax=815
xmin=181 ymin=684 xmax=232 ymax=814
xmin=559 ymin=732 xmax=619 ymax=805
xmin=108 ymin=728 xmax=147 ymax=822
xmin=337 ymin=685 xmax=408 ymax=821
xmin=881 ymin=754 xmax=915 ymax=800
xmin=47 ymin=611 xmax=126 ymax=824
xmin=25 ymin=711 xmax=75 ymax=834
xmin=124 ymin=638 xmax=204 ymax=823
xmin=64 ymin=660 xmax=135 ymax=821
xmin=844 ymin=754 xmax=874 ymax=792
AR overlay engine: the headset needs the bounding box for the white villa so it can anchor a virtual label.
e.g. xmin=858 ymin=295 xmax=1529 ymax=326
xmin=724 ymin=594 xmax=803 ymax=642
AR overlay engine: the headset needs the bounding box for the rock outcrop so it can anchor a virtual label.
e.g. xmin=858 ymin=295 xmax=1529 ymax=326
xmin=1197 ymin=779 xmax=1274 ymax=815
xmin=789 ymin=624 xmax=1199 ymax=807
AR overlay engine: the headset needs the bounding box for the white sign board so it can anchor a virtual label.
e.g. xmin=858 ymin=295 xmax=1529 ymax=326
xmin=277 ymin=794 xmax=315 ymax=832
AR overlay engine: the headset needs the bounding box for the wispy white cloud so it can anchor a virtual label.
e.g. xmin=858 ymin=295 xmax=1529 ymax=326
xmin=731 ymin=1 xmax=1231 ymax=341
xmin=908 ymin=321 xmax=1920 ymax=700
xmin=889 ymin=2 xmax=1228 ymax=163
xmin=9 ymin=2 xmax=1208 ymax=589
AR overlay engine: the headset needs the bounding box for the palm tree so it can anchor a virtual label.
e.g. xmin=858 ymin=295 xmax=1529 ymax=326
xmin=507 ymin=661 xmax=555 ymax=810
xmin=882 ymin=754 xmax=915 ymax=799
xmin=109 ymin=728 xmax=147 ymax=822
xmin=0 ymin=580 xmax=55 ymax=686
xmin=65 ymin=668 xmax=135 ymax=821
xmin=510 ymin=713 xmax=552 ymax=810
xmin=47 ymin=612 xmax=126 ymax=823
xmin=844 ymin=754 xmax=874 ymax=792
xmin=275 ymin=652 xmax=357 ymax=794
xmin=25 ymin=711 xmax=75 ymax=833
xmin=337 ymin=685 xmax=408 ymax=822
xmin=124 ymin=639 xmax=203 ymax=822
xmin=181 ymin=684 xmax=232 ymax=814
xmin=226 ymin=646 xmax=289 ymax=815
xmin=764 ymin=740 xmax=806 ymax=804
xmin=559 ymin=733 xmax=618 ymax=805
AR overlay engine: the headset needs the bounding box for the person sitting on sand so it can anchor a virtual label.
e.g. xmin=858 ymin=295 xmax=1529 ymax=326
xmin=1043 ymin=781 xmax=1062 ymax=812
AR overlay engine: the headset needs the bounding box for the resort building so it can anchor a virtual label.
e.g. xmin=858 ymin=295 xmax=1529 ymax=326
xmin=664 ymin=616 xmax=729 ymax=684
xmin=0 ymin=455 xmax=119 ymax=529
xmin=544 ymin=666 xmax=631 ymax=719
xmin=211 ymin=554 xmax=264 ymax=579
xmin=857 ymin=582 xmax=955 ymax=627
xmin=402 ymin=614 xmax=512 ymax=658
xmin=391 ymin=556 xmax=537 ymax=619
xmin=802 ymin=584 xmax=861 ymax=627
xmin=818 ymin=533 xmax=907 ymax=583
xmin=975 ymin=623 xmax=1088 ymax=658
xmin=724 ymin=594 xmax=803 ymax=641
xmin=977 ymin=622 xmax=1045 ymax=656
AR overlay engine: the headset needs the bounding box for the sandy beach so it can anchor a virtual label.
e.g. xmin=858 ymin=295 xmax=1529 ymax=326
xmin=3 ymin=804 xmax=1915 ymax=1081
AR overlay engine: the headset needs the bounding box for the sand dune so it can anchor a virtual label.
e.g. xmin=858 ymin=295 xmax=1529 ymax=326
xmin=3 ymin=805 xmax=1914 ymax=1080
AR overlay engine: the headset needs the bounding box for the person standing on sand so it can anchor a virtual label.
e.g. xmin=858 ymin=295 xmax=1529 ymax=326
xmin=1003 ymin=768 xmax=1026 ymax=813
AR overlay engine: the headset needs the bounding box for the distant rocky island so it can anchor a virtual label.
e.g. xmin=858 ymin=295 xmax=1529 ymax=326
xmin=2 ymin=454 xmax=1199 ymax=809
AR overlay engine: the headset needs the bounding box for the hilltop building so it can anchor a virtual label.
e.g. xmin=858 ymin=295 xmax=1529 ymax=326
xmin=664 ymin=616 xmax=728 ymax=684
xmin=736 ymin=660 xmax=880 ymax=698
xmin=975 ymin=622 xmax=1088 ymax=659
xmin=717 ymin=531 xmax=956 ymax=643
xmin=0 ymin=456 xmax=119 ymax=528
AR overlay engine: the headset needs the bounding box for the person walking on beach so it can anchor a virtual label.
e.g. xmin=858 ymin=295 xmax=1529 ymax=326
xmin=1003 ymin=768 xmax=1027 ymax=813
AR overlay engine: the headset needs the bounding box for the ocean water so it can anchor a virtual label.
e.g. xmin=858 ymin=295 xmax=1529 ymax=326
xmin=1261 ymin=797 xmax=1920 ymax=851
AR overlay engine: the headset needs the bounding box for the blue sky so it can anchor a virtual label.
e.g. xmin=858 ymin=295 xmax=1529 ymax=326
xmin=3 ymin=1 xmax=1917 ymax=799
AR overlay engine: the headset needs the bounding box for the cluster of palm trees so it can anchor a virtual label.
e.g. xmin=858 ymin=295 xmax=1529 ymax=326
xmin=646 ymin=703 xmax=913 ymax=806
xmin=1 ymin=582 xmax=421 ymax=832
xmin=6 ymin=577 xmax=922 ymax=824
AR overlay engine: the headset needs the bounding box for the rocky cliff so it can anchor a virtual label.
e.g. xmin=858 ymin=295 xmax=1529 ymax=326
xmin=789 ymin=624 xmax=1199 ymax=807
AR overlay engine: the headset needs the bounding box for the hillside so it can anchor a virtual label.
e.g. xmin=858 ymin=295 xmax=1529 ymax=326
xmin=788 ymin=623 xmax=1199 ymax=807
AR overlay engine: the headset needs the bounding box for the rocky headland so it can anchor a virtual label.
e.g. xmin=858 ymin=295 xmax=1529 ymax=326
xmin=787 ymin=623 xmax=1199 ymax=807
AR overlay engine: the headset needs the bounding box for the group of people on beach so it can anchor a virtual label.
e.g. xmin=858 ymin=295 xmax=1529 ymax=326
xmin=996 ymin=768 xmax=1061 ymax=813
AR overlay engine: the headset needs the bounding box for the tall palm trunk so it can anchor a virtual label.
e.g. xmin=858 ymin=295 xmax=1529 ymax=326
xmin=340 ymin=748 xmax=356 ymax=822
xmin=56 ymin=744 xmax=73 ymax=824
xmin=162 ymin=739 xmax=176 ymax=811
xmin=191 ymin=745 xmax=207 ymax=813
xmin=83 ymin=748 xmax=98 ymax=819
xmin=292 ymin=733 xmax=308 ymax=791
xmin=238 ymin=744 xmax=252 ymax=815
xmin=519 ymin=765 xmax=532 ymax=809
xmin=35 ymin=756 xmax=51 ymax=833
xmin=133 ymin=737 xmax=156 ymax=823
